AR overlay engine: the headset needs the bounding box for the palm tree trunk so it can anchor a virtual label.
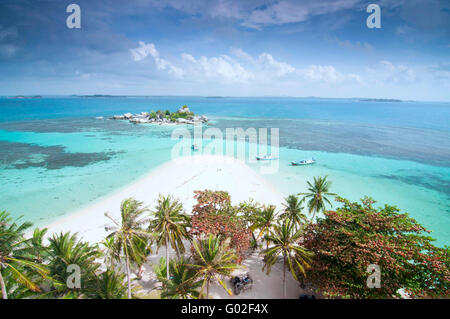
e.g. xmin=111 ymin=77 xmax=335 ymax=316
xmin=206 ymin=278 xmax=210 ymax=299
xmin=0 ymin=270 xmax=7 ymax=299
xmin=125 ymin=255 xmax=132 ymax=299
xmin=283 ymin=256 xmax=287 ymax=299
xmin=166 ymin=234 xmax=170 ymax=281
xmin=310 ymin=209 xmax=317 ymax=224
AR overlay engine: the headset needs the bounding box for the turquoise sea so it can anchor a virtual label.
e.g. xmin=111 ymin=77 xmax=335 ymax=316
xmin=0 ymin=96 xmax=449 ymax=246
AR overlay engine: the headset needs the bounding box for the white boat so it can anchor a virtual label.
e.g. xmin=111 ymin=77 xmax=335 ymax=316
xmin=191 ymin=144 xmax=199 ymax=151
xmin=256 ymin=154 xmax=278 ymax=161
xmin=291 ymin=158 xmax=316 ymax=166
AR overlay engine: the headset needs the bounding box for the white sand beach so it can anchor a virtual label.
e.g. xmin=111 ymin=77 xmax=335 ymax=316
xmin=41 ymin=155 xmax=308 ymax=299
xmin=42 ymin=155 xmax=285 ymax=243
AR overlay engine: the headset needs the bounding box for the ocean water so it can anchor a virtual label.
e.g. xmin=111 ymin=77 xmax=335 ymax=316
xmin=0 ymin=97 xmax=449 ymax=246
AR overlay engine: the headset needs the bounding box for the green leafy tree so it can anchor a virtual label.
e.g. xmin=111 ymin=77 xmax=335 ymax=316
xmin=190 ymin=234 xmax=238 ymax=299
xmin=299 ymin=176 xmax=336 ymax=222
xmin=105 ymin=198 xmax=150 ymax=299
xmin=149 ymin=195 xmax=190 ymax=281
xmin=262 ymin=219 xmax=313 ymax=299
xmin=0 ymin=211 xmax=48 ymax=299
xmin=303 ymin=197 xmax=450 ymax=298
xmin=190 ymin=190 xmax=251 ymax=263
xmin=238 ymin=199 xmax=263 ymax=245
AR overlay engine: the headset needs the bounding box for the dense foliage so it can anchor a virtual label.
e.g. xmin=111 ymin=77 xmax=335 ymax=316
xmin=302 ymin=196 xmax=450 ymax=298
xmin=1 ymin=177 xmax=448 ymax=299
xmin=190 ymin=190 xmax=252 ymax=263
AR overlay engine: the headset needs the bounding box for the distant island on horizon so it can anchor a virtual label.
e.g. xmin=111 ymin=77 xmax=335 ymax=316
xmin=2 ymin=94 xmax=415 ymax=102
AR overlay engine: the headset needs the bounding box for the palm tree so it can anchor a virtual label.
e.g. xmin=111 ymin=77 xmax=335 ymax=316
xmin=105 ymin=198 xmax=150 ymax=299
xmin=299 ymin=176 xmax=336 ymax=223
xmin=132 ymin=235 xmax=153 ymax=280
xmin=154 ymin=256 xmax=202 ymax=299
xmin=279 ymin=195 xmax=307 ymax=229
xmin=0 ymin=211 xmax=48 ymax=299
xmin=262 ymin=219 xmax=313 ymax=299
xmin=29 ymin=228 xmax=49 ymax=264
xmin=47 ymin=232 xmax=101 ymax=298
xmin=149 ymin=195 xmax=190 ymax=281
xmin=190 ymin=234 xmax=238 ymax=299
xmin=253 ymin=205 xmax=277 ymax=248
xmin=94 ymin=269 xmax=128 ymax=299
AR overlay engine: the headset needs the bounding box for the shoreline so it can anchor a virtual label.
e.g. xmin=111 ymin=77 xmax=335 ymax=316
xmin=38 ymin=155 xmax=286 ymax=244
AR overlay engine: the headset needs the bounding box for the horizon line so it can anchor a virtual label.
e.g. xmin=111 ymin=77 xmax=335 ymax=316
xmin=2 ymin=94 xmax=449 ymax=103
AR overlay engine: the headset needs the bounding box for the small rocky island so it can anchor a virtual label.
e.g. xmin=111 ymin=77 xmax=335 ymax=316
xmin=109 ymin=105 xmax=208 ymax=125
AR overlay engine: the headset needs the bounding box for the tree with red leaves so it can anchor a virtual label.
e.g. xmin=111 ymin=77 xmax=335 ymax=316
xmin=190 ymin=190 xmax=252 ymax=263
xmin=302 ymin=196 xmax=449 ymax=298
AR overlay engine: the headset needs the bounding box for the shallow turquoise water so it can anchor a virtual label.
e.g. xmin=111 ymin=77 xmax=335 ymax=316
xmin=0 ymin=97 xmax=448 ymax=246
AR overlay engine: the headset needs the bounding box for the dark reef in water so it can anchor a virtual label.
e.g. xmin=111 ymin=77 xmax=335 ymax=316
xmin=374 ymin=173 xmax=450 ymax=198
xmin=0 ymin=141 xmax=121 ymax=170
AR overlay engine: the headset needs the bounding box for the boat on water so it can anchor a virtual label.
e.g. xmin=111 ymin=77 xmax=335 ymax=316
xmin=256 ymin=154 xmax=278 ymax=161
xmin=291 ymin=158 xmax=316 ymax=166
xmin=191 ymin=144 xmax=199 ymax=151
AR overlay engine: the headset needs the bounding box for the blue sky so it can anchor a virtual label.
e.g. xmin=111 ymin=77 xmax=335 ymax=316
xmin=0 ymin=0 xmax=449 ymax=101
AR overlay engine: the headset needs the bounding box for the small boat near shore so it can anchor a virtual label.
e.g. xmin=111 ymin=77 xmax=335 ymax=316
xmin=291 ymin=158 xmax=316 ymax=166
xmin=191 ymin=144 xmax=199 ymax=151
xmin=256 ymin=154 xmax=278 ymax=161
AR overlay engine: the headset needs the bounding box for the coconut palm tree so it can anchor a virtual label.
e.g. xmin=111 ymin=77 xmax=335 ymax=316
xmin=94 ymin=269 xmax=128 ymax=299
xmin=132 ymin=235 xmax=153 ymax=280
xmin=47 ymin=232 xmax=101 ymax=298
xmin=29 ymin=228 xmax=49 ymax=264
xmin=0 ymin=211 xmax=48 ymax=299
xmin=262 ymin=219 xmax=313 ymax=299
xmin=299 ymin=176 xmax=336 ymax=223
xmin=190 ymin=234 xmax=238 ymax=299
xmin=149 ymin=195 xmax=190 ymax=281
xmin=105 ymin=198 xmax=150 ymax=299
xmin=253 ymin=205 xmax=277 ymax=248
xmin=154 ymin=256 xmax=202 ymax=299
xmin=279 ymin=195 xmax=307 ymax=229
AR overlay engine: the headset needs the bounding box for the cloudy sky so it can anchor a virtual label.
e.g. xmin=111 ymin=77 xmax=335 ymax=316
xmin=0 ymin=0 xmax=449 ymax=101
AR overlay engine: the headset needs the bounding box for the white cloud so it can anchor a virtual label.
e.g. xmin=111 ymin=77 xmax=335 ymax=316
xmin=242 ymin=0 xmax=360 ymax=29
xmin=129 ymin=43 xmax=363 ymax=87
xmin=181 ymin=53 xmax=253 ymax=82
xmin=257 ymin=52 xmax=295 ymax=77
xmin=299 ymin=65 xmax=342 ymax=83
xmin=130 ymin=41 xmax=184 ymax=77
xmin=377 ymin=60 xmax=416 ymax=82
xmin=230 ymin=47 xmax=254 ymax=62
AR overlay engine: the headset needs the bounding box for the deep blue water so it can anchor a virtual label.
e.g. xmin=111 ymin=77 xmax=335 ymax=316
xmin=1 ymin=96 xmax=449 ymax=131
